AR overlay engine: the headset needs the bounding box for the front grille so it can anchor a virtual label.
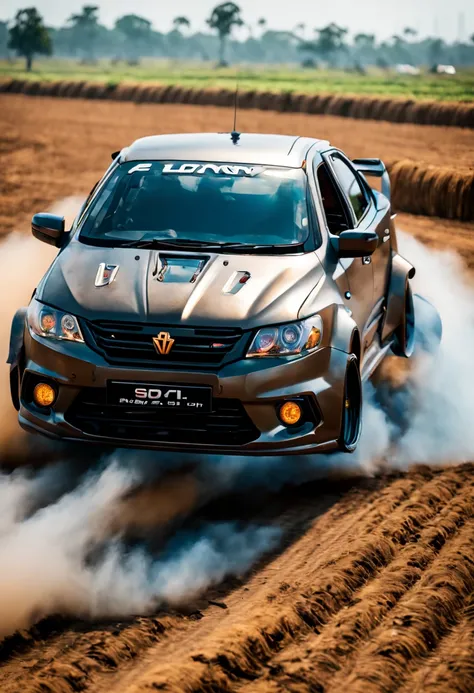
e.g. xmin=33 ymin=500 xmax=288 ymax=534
xmin=65 ymin=388 xmax=259 ymax=446
xmin=83 ymin=320 xmax=244 ymax=369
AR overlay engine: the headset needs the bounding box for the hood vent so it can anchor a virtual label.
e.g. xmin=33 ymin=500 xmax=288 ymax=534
xmin=223 ymin=271 xmax=251 ymax=294
xmin=153 ymin=254 xmax=208 ymax=284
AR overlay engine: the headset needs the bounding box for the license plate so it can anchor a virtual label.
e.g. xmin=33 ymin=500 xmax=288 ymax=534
xmin=107 ymin=382 xmax=212 ymax=413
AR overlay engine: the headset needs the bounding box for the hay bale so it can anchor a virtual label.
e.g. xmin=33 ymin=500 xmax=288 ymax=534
xmin=111 ymin=84 xmax=134 ymax=101
xmin=311 ymin=95 xmax=332 ymax=115
xmin=8 ymin=79 xmax=26 ymax=93
xmin=23 ymin=81 xmax=41 ymax=95
xmin=57 ymin=81 xmax=72 ymax=97
xmin=218 ymin=88 xmax=235 ymax=107
xmin=274 ymin=92 xmax=291 ymax=112
xmin=0 ymin=79 xmax=14 ymax=93
xmin=133 ymin=85 xmax=152 ymax=103
xmin=237 ymin=90 xmax=256 ymax=109
xmin=145 ymin=85 xmax=164 ymax=103
xmin=5 ymin=77 xmax=474 ymax=129
xmin=389 ymin=160 xmax=474 ymax=221
xmin=252 ymin=91 xmax=272 ymax=111
xmin=286 ymin=92 xmax=305 ymax=112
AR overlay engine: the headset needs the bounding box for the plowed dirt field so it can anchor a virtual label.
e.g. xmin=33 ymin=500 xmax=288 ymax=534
xmin=0 ymin=95 xmax=473 ymax=693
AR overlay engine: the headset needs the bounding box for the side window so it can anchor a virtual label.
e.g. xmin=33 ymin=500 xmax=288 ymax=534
xmin=330 ymin=155 xmax=369 ymax=222
xmin=316 ymin=163 xmax=351 ymax=235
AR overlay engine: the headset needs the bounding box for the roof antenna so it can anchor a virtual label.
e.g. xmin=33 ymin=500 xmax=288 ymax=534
xmin=231 ymin=81 xmax=240 ymax=144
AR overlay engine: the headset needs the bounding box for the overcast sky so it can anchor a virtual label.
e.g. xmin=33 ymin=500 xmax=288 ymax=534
xmin=2 ymin=0 xmax=473 ymax=42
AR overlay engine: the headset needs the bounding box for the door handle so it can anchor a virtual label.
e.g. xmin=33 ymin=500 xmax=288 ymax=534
xmin=362 ymin=256 xmax=372 ymax=265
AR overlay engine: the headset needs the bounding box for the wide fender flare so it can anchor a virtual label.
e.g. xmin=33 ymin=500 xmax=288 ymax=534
xmin=7 ymin=307 xmax=27 ymax=368
xmin=329 ymin=304 xmax=361 ymax=359
xmin=381 ymin=252 xmax=415 ymax=343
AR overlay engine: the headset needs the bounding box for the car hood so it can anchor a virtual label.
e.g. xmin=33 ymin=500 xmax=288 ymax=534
xmin=37 ymin=239 xmax=326 ymax=329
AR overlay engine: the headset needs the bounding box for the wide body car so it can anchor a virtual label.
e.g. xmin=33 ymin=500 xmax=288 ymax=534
xmin=9 ymin=132 xmax=420 ymax=456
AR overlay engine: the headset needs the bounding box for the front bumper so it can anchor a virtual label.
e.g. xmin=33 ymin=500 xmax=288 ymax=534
xmin=18 ymin=329 xmax=350 ymax=456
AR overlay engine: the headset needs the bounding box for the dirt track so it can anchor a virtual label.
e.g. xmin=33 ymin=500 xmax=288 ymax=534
xmin=0 ymin=96 xmax=473 ymax=693
xmin=0 ymin=466 xmax=472 ymax=693
xmin=1 ymin=94 xmax=474 ymax=235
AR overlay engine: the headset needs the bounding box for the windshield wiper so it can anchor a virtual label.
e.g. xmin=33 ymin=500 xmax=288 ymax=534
xmin=118 ymin=238 xmax=233 ymax=250
xmin=116 ymin=238 xmax=302 ymax=253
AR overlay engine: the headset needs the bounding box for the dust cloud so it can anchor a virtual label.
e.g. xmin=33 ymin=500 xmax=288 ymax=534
xmin=0 ymin=201 xmax=472 ymax=641
xmin=0 ymin=198 xmax=82 ymax=461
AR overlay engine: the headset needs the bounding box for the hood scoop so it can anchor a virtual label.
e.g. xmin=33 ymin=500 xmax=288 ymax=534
xmin=223 ymin=271 xmax=251 ymax=294
xmin=153 ymin=254 xmax=208 ymax=284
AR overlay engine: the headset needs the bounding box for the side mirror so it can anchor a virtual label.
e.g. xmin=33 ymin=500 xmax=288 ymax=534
xmin=337 ymin=230 xmax=378 ymax=258
xmin=32 ymin=213 xmax=65 ymax=247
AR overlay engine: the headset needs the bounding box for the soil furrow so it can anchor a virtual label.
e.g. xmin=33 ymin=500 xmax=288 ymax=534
xmin=0 ymin=469 xmax=418 ymax=693
xmin=242 ymin=482 xmax=474 ymax=692
xmin=0 ymin=474 xmax=417 ymax=693
xmin=325 ymin=520 xmax=474 ymax=693
xmin=0 ymin=617 xmax=175 ymax=693
xmin=398 ymin=593 xmax=474 ymax=693
xmin=115 ymin=470 xmax=467 ymax=693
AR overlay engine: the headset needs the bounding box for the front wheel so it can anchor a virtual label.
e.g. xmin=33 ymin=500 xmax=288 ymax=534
xmin=337 ymin=355 xmax=362 ymax=452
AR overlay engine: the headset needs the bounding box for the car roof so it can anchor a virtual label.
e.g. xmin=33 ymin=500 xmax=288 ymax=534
xmin=121 ymin=133 xmax=329 ymax=167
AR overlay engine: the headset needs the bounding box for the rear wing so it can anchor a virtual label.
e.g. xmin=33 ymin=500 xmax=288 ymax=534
xmin=353 ymin=158 xmax=390 ymax=201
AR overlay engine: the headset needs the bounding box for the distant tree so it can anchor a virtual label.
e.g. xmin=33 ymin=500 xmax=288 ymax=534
xmin=300 ymin=23 xmax=348 ymax=67
xmin=353 ymin=33 xmax=376 ymax=67
xmin=403 ymin=27 xmax=417 ymax=40
xmin=68 ymin=5 xmax=99 ymax=60
xmin=354 ymin=33 xmax=376 ymax=49
xmin=294 ymin=22 xmax=306 ymax=39
xmin=115 ymin=14 xmax=152 ymax=61
xmin=0 ymin=20 xmax=9 ymax=57
xmin=173 ymin=16 xmax=191 ymax=33
xmin=258 ymin=17 xmax=267 ymax=30
xmin=207 ymin=2 xmax=243 ymax=66
xmin=427 ymin=37 xmax=444 ymax=65
xmin=8 ymin=8 xmax=52 ymax=71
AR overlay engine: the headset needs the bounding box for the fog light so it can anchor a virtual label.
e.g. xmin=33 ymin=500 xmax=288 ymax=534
xmin=279 ymin=401 xmax=302 ymax=426
xmin=33 ymin=382 xmax=56 ymax=408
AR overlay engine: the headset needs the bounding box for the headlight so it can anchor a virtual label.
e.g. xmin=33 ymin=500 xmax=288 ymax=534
xmin=247 ymin=316 xmax=323 ymax=357
xmin=27 ymin=298 xmax=84 ymax=343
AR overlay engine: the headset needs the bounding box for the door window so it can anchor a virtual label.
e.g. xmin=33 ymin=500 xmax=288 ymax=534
xmin=315 ymin=163 xmax=351 ymax=235
xmin=330 ymin=155 xmax=369 ymax=222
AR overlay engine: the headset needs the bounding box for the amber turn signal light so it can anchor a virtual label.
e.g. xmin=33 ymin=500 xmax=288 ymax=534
xmin=33 ymin=382 xmax=56 ymax=408
xmin=279 ymin=401 xmax=302 ymax=426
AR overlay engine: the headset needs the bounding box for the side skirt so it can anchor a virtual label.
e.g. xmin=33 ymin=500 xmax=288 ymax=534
xmin=361 ymin=339 xmax=393 ymax=382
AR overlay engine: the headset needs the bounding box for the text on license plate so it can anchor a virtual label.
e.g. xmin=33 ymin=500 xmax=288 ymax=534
xmin=107 ymin=382 xmax=212 ymax=412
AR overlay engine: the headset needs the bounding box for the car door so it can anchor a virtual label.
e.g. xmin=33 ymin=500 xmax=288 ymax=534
xmin=314 ymin=154 xmax=374 ymax=340
xmin=329 ymin=152 xmax=392 ymax=314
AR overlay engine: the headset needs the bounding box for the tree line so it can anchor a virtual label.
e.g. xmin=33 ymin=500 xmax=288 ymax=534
xmin=2 ymin=4 xmax=474 ymax=71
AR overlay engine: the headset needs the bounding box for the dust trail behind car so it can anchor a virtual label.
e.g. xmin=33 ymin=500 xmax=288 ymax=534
xmin=0 ymin=200 xmax=472 ymax=649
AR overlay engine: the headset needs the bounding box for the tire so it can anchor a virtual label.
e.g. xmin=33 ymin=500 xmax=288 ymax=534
xmin=391 ymin=280 xmax=415 ymax=358
xmin=338 ymin=355 xmax=362 ymax=452
xmin=9 ymin=366 xmax=21 ymax=412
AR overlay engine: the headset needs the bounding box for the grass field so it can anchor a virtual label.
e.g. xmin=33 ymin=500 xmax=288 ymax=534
xmin=2 ymin=58 xmax=474 ymax=102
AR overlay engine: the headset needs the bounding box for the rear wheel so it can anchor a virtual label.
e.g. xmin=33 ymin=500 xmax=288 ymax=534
xmin=391 ymin=280 xmax=415 ymax=358
xmin=338 ymin=355 xmax=362 ymax=452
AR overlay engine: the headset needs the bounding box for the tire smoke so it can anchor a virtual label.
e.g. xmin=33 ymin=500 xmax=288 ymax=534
xmin=0 ymin=201 xmax=472 ymax=641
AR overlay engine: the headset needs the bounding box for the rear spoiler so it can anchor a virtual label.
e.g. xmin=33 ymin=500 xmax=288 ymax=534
xmin=353 ymin=158 xmax=390 ymax=200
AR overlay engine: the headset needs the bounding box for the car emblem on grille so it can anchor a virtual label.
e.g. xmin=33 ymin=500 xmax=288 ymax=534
xmin=153 ymin=331 xmax=175 ymax=355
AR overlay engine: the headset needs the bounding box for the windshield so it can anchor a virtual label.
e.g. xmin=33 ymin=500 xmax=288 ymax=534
xmin=79 ymin=161 xmax=311 ymax=250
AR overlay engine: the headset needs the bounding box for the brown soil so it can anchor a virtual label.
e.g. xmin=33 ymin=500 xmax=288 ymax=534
xmin=0 ymin=96 xmax=473 ymax=693
xmin=1 ymin=94 xmax=474 ymax=236
xmin=0 ymin=467 xmax=472 ymax=693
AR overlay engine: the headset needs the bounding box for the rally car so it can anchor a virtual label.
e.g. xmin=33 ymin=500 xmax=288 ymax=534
xmin=8 ymin=132 xmax=422 ymax=456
